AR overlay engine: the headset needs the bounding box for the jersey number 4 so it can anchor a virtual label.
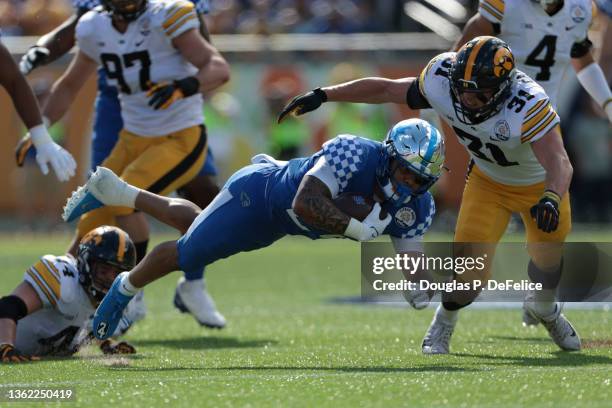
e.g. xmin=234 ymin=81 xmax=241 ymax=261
xmin=101 ymin=51 xmax=152 ymax=94
xmin=525 ymin=35 xmax=557 ymax=81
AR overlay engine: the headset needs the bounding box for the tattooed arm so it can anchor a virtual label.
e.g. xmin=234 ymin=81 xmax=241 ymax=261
xmin=292 ymin=176 xmax=350 ymax=235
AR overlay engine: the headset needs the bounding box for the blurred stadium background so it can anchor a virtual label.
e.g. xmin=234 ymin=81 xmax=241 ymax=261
xmin=0 ymin=0 xmax=610 ymax=234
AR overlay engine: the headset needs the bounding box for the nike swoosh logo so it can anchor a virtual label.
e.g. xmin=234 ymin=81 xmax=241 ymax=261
xmin=135 ymin=39 xmax=145 ymax=47
xmin=565 ymin=26 xmax=576 ymax=31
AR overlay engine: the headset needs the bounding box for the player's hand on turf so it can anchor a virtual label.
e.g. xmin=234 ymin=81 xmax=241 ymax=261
xmin=530 ymin=190 xmax=560 ymax=233
xmin=277 ymin=88 xmax=327 ymax=123
xmin=29 ymin=126 xmax=77 ymax=182
xmin=19 ymin=46 xmax=50 ymax=75
xmin=345 ymin=203 xmax=392 ymax=241
xmin=99 ymin=339 xmax=136 ymax=355
xmin=14 ymin=134 xmax=34 ymax=167
xmin=0 ymin=343 xmax=40 ymax=363
xmin=147 ymin=77 xmax=200 ymax=110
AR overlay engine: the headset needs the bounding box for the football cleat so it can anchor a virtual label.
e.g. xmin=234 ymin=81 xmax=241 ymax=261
xmin=523 ymin=302 xmax=581 ymax=351
xmin=174 ymin=277 xmax=226 ymax=329
xmin=62 ymin=167 xmax=139 ymax=222
xmin=522 ymin=291 xmax=539 ymax=327
xmin=93 ymin=272 xmax=135 ymax=340
xmin=422 ymin=314 xmax=456 ymax=355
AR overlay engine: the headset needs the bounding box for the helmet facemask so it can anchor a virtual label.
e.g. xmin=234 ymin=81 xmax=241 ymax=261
xmin=101 ymin=0 xmax=147 ymax=22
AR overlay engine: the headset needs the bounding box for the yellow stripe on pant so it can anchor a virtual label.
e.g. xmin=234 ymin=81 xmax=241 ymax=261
xmin=76 ymin=125 xmax=207 ymax=238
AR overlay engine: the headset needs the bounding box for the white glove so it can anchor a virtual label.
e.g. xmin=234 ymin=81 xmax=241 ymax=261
xmin=19 ymin=46 xmax=50 ymax=75
xmin=29 ymin=124 xmax=76 ymax=182
xmin=344 ymin=202 xmax=392 ymax=242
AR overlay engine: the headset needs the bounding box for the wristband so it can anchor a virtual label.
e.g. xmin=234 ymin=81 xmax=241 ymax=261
xmin=541 ymin=189 xmax=561 ymax=206
xmin=313 ymin=87 xmax=328 ymax=102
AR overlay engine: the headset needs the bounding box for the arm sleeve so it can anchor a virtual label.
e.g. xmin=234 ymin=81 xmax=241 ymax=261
xmin=305 ymin=156 xmax=341 ymax=198
xmin=162 ymin=1 xmax=200 ymax=39
xmin=406 ymin=79 xmax=431 ymax=110
xmin=571 ymin=37 xmax=593 ymax=58
xmin=23 ymin=256 xmax=62 ymax=309
xmin=478 ymin=0 xmax=505 ymax=24
xmin=520 ymin=98 xmax=560 ymax=144
xmin=321 ymin=135 xmax=368 ymax=194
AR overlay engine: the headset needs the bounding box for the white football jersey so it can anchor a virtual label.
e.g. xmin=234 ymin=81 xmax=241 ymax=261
xmin=479 ymin=0 xmax=593 ymax=107
xmin=418 ymin=53 xmax=560 ymax=186
xmin=17 ymin=255 xmax=95 ymax=356
xmin=76 ymin=0 xmax=204 ymax=136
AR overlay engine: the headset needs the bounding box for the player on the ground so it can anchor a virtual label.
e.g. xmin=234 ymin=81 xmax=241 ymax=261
xmin=39 ymin=0 xmax=230 ymax=329
xmin=16 ymin=0 xmax=227 ymax=329
xmin=278 ymin=36 xmax=579 ymax=354
xmin=62 ymin=118 xmax=445 ymax=340
xmin=0 ymin=226 xmax=137 ymax=362
xmin=458 ymin=0 xmax=611 ymax=121
xmin=0 ymin=40 xmax=75 ymax=182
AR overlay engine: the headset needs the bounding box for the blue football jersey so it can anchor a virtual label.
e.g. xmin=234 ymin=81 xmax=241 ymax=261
xmin=266 ymin=135 xmax=436 ymax=241
xmin=72 ymin=0 xmax=210 ymax=14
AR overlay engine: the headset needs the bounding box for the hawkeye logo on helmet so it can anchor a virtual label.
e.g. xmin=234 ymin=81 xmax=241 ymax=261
xmin=493 ymin=48 xmax=514 ymax=78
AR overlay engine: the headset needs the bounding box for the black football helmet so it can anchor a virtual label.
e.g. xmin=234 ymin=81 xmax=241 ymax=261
xmin=101 ymin=0 xmax=147 ymax=22
xmin=449 ymin=36 xmax=515 ymax=125
xmin=77 ymin=226 xmax=136 ymax=302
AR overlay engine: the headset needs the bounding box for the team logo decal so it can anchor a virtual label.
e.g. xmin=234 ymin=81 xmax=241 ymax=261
xmin=395 ymin=207 xmax=416 ymax=228
xmin=493 ymin=48 xmax=514 ymax=78
xmin=491 ymin=120 xmax=510 ymax=141
xmin=570 ymin=5 xmax=587 ymax=23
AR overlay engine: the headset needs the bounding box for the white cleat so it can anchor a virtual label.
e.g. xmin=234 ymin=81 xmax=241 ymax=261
xmin=522 ymin=291 xmax=539 ymax=327
xmin=62 ymin=167 xmax=139 ymax=221
xmin=422 ymin=316 xmax=456 ymax=355
xmin=524 ymin=302 xmax=581 ymax=351
xmin=174 ymin=277 xmax=226 ymax=329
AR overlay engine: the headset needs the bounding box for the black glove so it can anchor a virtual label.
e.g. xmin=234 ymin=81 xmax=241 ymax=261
xmin=15 ymin=135 xmax=34 ymax=167
xmin=0 ymin=343 xmax=40 ymax=363
xmin=277 ymin=88 xmax=327 ymax=123
xmin=147 ymin=76 xmax=200 ymax=110
xmin=530 ymin=190 xmax=561 ymax=233
xmin=19 ymin=46 xmax=50 ymax=75
xmin=99 ymin=339 xmax=136 ymax=355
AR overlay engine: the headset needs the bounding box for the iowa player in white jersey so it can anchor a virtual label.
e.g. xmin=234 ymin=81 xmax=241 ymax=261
xmin=460 ymin=0 xmax=611 ymax=120
xmin=279 ymin=36 xmax=580 ymax=354
xmin=0 ymin=227 xmax=136 ymax=362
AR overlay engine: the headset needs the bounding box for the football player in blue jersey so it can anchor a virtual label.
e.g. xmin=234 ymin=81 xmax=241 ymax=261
xmin=17 ymin=0 xmax=226 ymax=329
xmin=61 ymin=118 xmax=445 ymax=340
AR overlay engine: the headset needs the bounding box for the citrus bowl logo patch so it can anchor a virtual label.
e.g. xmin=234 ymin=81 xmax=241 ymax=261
xmin=492 ymin=120 xmax=511 ymax=141
xmin=493 ymin=48 xmax=514 ymax=78
xmin=395 ymin=207 xmax=416 ymax=228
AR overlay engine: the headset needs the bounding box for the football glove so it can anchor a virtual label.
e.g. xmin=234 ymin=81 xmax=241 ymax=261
xmin=99 ymin=339 xmax=136 ymax=355
xmin=277 ymin=88 xmax=327 ymax=123
xmin=147 ymin=76 xmax=200 ymax=110
xmin=344 ymin=202 xmax=392 ymax=242
xmin=19 ymin=46 xmax=50 ymax=75
xmin=530 ymin=190 xmax=561 ymax=233
xmin=0 ymin=343 xmax=40 ymax=363
xmin=28 ymin=124 xmax=77 ymax=182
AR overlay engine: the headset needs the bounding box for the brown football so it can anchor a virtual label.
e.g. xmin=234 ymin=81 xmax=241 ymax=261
xmin=333 ymin=193 xmax=375 ymax=222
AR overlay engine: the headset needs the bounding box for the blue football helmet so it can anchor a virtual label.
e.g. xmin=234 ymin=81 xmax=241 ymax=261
xmin=377 ymin=119 xmax=445 ymax=204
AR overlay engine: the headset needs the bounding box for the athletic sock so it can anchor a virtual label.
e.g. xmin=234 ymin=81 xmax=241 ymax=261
xmin=435 ymin=304 xmax=459 ymax=325
xmin=118 ymin=273 xmax=140 ymax=297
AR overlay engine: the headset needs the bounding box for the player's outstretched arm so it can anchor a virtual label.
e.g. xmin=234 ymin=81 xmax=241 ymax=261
xmin=529 ymin=128 xmax=573 ymax=233
xmin=278 ymin=78 xmax=414 ymax=123
xmin=42 ymin=49 xmax=97 ymax=125
xmin=19 ymin=10 xmax=86 ymax=75
xmin=571 ymin=51 xmax=612 ymax=123
xmin=0 ymin=282 xmax=42 ymax=363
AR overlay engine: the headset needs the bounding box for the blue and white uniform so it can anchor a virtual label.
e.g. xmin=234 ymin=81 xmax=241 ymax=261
xmin=177 ymin=135 xmax=436 ymax=275
xmin=72 ymin=0 xmax=216 ymax=175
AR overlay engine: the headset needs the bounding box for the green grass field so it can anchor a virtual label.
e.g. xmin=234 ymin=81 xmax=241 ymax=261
xmin=0 ymin=233 xmax=610 ymax=407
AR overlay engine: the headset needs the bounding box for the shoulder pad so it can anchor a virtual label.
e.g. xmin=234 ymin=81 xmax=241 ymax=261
xmin=478 ymin=0 xmax=505 ymax=24
xmin=24 ymin=255 xmax=77 ymax=309
xmin=322 ymin=135 xmax=376 ymax=191
xmin=514 ymin=74 xmax=559 ymax=143
xmin=156 ymin=0 xmax=199 ymax=37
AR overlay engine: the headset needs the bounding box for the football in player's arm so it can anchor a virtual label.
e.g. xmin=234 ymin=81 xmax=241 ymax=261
xmin=0 ymin=227 xmax=137 ymax=363
xmin=457 ymin=0 xmax=611 ymax=122
xmin=0 ymin=41 xmax=76 ymax=182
